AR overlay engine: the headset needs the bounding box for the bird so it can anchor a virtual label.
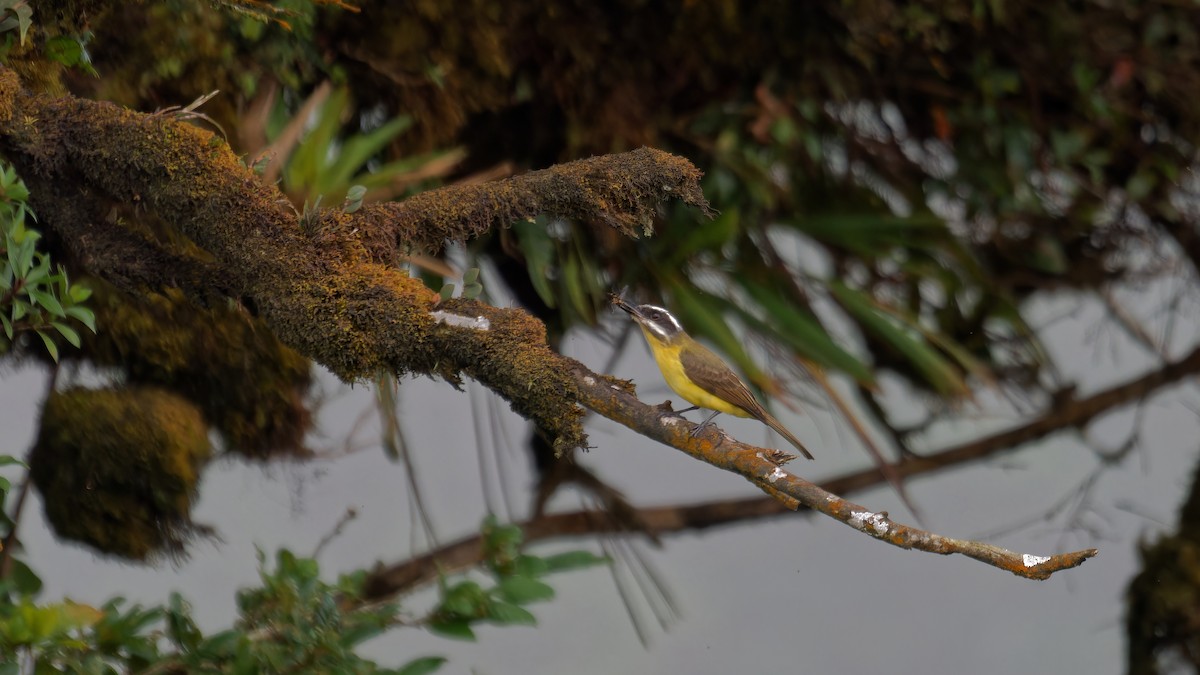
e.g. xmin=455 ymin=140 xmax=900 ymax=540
xmin=614 ymin=296 xmax=813 ymax=460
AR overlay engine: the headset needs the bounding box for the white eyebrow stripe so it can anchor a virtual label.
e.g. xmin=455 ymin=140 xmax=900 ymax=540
xmin=640 ymin=305 xmax=682 ymax=333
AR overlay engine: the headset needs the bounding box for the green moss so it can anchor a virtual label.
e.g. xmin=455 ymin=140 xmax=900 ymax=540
xmin=29 ymin=386 xmax=212 ymax=561
xmin=423 ymin=298 xmax=587 ymax=455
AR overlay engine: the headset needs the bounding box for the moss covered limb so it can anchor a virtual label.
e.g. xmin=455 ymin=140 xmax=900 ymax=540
xmin=0 ymin=70 xmax=707 ymax=451
xmin=424 ymin=298 xmax=589 ymax=454
xmin=350 ymin=147 xmax=712 ymax=259
xmin=18 ymin=169 xmax=236 ymax=303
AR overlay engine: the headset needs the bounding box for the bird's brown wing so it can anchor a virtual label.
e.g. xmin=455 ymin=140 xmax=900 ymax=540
xmin=679 ymin=342 xmax=814 ymax=459
xmin=678 ymin=343 xmax=766 ymax=418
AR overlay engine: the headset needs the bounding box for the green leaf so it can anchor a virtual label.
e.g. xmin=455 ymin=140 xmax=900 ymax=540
xmin=540 ymin=550 xmax=610 ymax=573
xmin=485 ymin=600 xmax=536 ymax=626
xmin=286 ymin=88 xmax=351 ymax=195
xmin=513 ymin=217 xmax=557 ymax=309
xmin=463 ymin=267 xmax=480 ymax=284
xmin=52 ymin=321 xmax=80 ymax=348
xmin=0 ymin=313 xmax=11 ymax=340
xmin=22 ymin=258 xmax=49 ymax=286
xmin=440 ymin=580 xmax=486 ymax=618
xmin=561 ymin=254 xmax=591 ymax=320
xmin=426 ymin=619 xmax=476 ymax=641
xmin=64 ymin=306 xmax=96 ymax=333
xmin=395 ymin=656 xmax=448 ymax=675
xmin=45 ymin=36 xmax=95 ymax=74
xmin=28 ymin=288 xmax=64 ymax=316
xmin=68 ymin=283 xmax=92 ymax=303
xmin=512 ymin=554 xmax=549 ymax=578
xmin=495 ymin=576 xmax=555 ymax=604
xmin=0 ymin=1 xmax=32 ymax=46
xmin=198 ymin=630 xmax=241 ymax=657
xmin=326 ymin=114 xmax=414 ymax=191
xmin=0 ymin=455 xmax=26 ymax=467
xmin=344 ymin=184 xmax=367 ymax=213
xmin=11 ymin=298 xmax=28 ymax=322
xmin=7 ymin=234 xmax=30 ymax=279
xmin=439 ymin=283 xmax=455 ymax=302
xmin=796 ymin=212 xmax=945 ymax=256
xmin=167 ymin=592 xmax=202 ymax=652
xmin=668 ymin=207 xmax=741 ymax=263
xmin=341 ymin=621 xmax=389 ymax=647
xmin=36 ymin=329 xmax=58 ymax=362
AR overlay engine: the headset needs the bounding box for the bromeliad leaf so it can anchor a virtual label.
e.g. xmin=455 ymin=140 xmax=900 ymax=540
xmin=829 ymin=281 xmax=969 ymax=397
xmin=737 ymin=278 xmax=875 ymax=384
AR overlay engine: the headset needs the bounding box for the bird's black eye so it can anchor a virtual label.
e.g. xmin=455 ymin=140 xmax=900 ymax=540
xmin=650 ymin=311 xmax=661 ymax=320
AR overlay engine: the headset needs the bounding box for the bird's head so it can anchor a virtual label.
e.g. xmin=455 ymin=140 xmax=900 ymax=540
xmin=615 ymin=298 xmax=684 ymax=345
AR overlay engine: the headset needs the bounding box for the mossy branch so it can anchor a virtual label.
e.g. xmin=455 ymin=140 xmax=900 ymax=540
xmin=350 ymin=147 xmax=711 ymax=260
xmin=0 ymin=67 xmax=707 ymax=453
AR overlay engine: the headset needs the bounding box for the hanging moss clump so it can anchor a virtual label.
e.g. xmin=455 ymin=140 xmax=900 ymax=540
xmin=29 ymin=386 xmax=213 ymax=562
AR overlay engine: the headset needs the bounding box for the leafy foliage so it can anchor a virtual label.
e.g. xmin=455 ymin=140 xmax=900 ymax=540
xmin=273 ymin=85 xmax=465 ymax=206
xmin=427 ymin=516 xmax=608 ymax=641
xmin=0 ymin=164 xmax=95 ymax=362
xmin=0 ymin=515 xmax=605 ymax=673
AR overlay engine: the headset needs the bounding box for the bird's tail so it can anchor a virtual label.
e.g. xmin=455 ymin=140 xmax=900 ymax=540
xmin=757 ymin=409 xmax=815 ymax=460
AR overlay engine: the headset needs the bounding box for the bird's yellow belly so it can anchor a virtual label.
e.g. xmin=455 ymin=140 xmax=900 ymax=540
xmin=644 ymin=333 xmax=751 ymax=418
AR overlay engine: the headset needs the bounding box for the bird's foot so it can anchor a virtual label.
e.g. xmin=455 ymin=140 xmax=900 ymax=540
xmin=765 ymin=449 xmax=797 ymax=466
xmin=689 ymin=410 xmax=723 ymax=439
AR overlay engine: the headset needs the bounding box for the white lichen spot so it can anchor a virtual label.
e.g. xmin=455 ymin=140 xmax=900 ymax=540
xmin=767 ymin=466 xmax=787 ymax=483
xmin=661 ymin=416 xmax=681 ymax=427
xmin=849 ymin=510 xmax=890 ymax=535
xmin=583 ymin=376 xmax=596 ymax=386
xmin=431 ymin=311 xmax=490 ymax=331
xmin=1023 ymin=554 xmax=1051 ymax=567
xmin=756 ymin=452 xmax=766 ymax=461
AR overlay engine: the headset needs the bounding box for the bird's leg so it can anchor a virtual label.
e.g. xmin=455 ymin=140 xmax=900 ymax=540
xmin=690 ymin=410 xmax=722 ymax=438
xmin=675 ymin=405 xmax=699 ymax=414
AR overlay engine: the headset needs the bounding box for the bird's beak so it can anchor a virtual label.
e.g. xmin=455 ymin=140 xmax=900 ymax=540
xmin=613 ymin=297 xmax=643 ymax=322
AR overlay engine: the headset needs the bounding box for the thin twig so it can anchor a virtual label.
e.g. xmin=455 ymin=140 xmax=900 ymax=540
xmin=312 ymin=508 xmax=359 ymax=560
